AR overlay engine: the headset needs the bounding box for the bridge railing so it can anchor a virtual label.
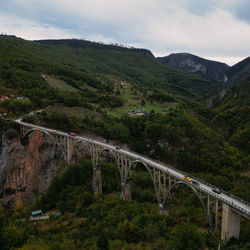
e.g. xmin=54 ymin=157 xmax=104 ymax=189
xmin=127 ymin=149 xmax=250 ymax=210
xmin=16 ymin=121 xmax=250 ymax=215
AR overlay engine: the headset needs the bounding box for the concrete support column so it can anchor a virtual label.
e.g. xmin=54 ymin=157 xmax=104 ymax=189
xmin=93 ymin=165 xmax=102 ymax=196
xmin=215 ymin=199 xmax=219 ymax=234
xmin=67 ymin=137 xmax=74 ymax=165
xmin=122 ymin=180 xmax=131 ymax=201
xmin=221 ymin=204 xmax=241 ymax=241
xmin=124 ymin=180 xmax=132 ymax=201
xmin=159 ymin=202 xmax=170 ymax=216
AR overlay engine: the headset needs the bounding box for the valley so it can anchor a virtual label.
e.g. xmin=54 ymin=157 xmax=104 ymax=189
xmin=0 ymin=35 xmax=249 ymax=249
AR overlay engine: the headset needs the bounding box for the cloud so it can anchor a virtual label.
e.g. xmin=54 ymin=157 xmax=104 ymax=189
xmin=0 ymin=0 xmax=249 ymax=65
xmin=0 ymin=14 xmax=77 ymax=40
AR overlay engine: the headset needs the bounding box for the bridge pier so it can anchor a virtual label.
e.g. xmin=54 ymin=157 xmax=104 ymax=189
xmin=221 ymin=204 xmax=241 ymax=241
xmin=121 ymin=179 xmax=131 ymax=201
xmin=159 ymin=203 xmax=170 ymax=216
xmin=93 ymin=165 xmax=102 ymax=196
xmin=67 ymin=137 xmax=74 ymax=165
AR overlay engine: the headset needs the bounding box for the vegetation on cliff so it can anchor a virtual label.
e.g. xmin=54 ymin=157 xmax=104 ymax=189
xmin=0 ymin=35 xmax=250 ymax=249
xmin=1 ymin=160 xmax=250 ymax=249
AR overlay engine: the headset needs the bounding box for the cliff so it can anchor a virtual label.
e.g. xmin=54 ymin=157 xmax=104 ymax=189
xmin=157 ymin=53 xmax=229 ymax=83
xmin=0 ymin=128 xmax=65 ymax=207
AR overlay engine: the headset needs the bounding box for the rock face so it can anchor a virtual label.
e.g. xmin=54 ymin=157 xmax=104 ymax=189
xmin=157 ymin=53 xmax=230 ymax=83
xmin=0 ymin=129 xmax=65 ymax=207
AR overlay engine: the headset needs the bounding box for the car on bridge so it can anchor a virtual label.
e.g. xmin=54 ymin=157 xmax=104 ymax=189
xmin=191 ymin=180 xmax=199 ymax=186
xmin=212 ymin=188 xmax=221 ymax=194
xmin=68 ymin=132 xmax=77 ymax=137
xmin=184 ymin=175 xmax=192 ymax=181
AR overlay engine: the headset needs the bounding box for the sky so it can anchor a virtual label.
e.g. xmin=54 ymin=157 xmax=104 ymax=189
xmin=0 ymin=0 xmax=249 ymax=66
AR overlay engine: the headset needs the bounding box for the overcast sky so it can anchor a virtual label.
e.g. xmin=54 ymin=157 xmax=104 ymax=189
xmin=0 ymin=0 xmax=249 ymax=65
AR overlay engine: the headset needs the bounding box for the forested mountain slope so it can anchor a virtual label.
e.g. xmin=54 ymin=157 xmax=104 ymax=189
xmin=157 ymin=53 xmax=229 ymax=83
xmin=0 ymin=35 xmax=250 ymax=249
xmin=227 ymin=57 xmax=250 ymax=85
xmin=0 ymin=35 xmax=221 ymax=102
xmin=158 ymin=53 xmax=250 ymax=89
xmin=212 ymin=77 xmax=250 ymax=154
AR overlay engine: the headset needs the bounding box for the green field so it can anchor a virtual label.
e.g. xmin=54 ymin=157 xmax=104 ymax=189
xmin=108 ymin=85 xmax=178 ymax=117
xmin=43 ymin=75 xmax=79 ymax=93
xmin=46 ymin=105 xmax=103 ymax=120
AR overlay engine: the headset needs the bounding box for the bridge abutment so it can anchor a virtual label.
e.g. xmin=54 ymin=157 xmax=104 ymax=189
xmin=221 ymin=204 xmax=241 ymax=241
xmin=93 ymin=165 xmax=102 ymax=196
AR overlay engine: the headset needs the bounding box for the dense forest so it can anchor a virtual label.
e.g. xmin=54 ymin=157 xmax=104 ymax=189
xmin=1 ymin=160 xmax=250 ymax=249
xmin=0 ymin=35 xmax=249 ymax=249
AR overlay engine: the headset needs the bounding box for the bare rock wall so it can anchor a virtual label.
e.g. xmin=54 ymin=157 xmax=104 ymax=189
xmin=0 ymin=129 xmax=64 ymax=207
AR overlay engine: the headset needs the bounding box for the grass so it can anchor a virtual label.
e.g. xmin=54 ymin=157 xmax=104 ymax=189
xmin=46 ymin=105 xmax=103 ymax=120
xmin=108 ymin=85 xmax=178 ymax=117
xmin=43 ymin=75 xmax=79 ymax=93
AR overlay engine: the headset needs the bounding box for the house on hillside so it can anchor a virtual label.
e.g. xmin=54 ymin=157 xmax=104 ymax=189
xmin=0 ymin=96 xmax=9 ymax=101
xmin=127 ymin=108 xmax=146 ymax=117
xmin=30 ymin=210 xmax=49 ymax=221
xmin=16 ymin=96 xmax=25 ymax=100
xmin=120 ymin=81 xmax=130 ymax=87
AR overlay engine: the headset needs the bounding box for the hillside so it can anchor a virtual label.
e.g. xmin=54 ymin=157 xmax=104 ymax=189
xmin=212 ymin=77 xmax=250 ymax=154
xmin=227 ymin=57 xmax=250 ymax=85
xmin=157 ymin=53 xmax=229 ymax=83
xmin=0 ymin=35 xmax=250 ymax=249
xmin=0 ymin=35 xmax=223 ymax=102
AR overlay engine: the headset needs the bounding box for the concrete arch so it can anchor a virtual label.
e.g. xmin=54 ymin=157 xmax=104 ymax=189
xmin=92 ymin=147 xmax=121 ymax=196
xmin=22 ymin=128 xmax=51 ymax=140
xmin=97 ymin=148 xmax=118 ymax=164
xmin=72 ymin=140 xmax=91 ymax=159
xmin=97 ymin=148 xmax=123 ymax=181
xmin=165 ymin=181 xmax=212 ymax=229
xmin=130 ymin=160 xmax=162 ymax=205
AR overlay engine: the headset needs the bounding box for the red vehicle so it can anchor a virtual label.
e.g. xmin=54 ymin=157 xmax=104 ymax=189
xmin=68 ymin=132 xmax=77 ymax=137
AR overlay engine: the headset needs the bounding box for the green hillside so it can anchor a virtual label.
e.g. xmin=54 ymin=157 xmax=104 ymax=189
xmin=0 ymin=35 xmax=250 ymax=249
xmin=0 ymin=35 xmax=221 ymax=103
xmin=213 ymin=77 xmax=250 ymax=154
xmin=1 ymin=160 xmax=250 ymax=250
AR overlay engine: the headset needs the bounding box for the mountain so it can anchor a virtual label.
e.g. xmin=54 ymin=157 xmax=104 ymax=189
xmin=34 ymin=39 xmax=222 ymax=100
xmin=1 ymin=35 xmax=250 ymax=249
xmin=212 ymin=77 xmax=250 ymax=154
xmin=227 ymin=56 xmax=250 ymax=85
xmin=0 ymin=35 xmax=223 ymax=103
xmin=157 ymin=53 xmax=230 ymax=83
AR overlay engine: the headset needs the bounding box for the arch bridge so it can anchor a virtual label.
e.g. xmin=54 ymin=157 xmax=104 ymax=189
xmin=17 ymin=120 xmax=250 ymax=241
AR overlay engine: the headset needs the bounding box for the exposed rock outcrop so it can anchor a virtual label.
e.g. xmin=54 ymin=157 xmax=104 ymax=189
xmin=157 ymin=53 xmax=229 ymax=83
xmin=0 ymin=129 xmax=65 ymax=207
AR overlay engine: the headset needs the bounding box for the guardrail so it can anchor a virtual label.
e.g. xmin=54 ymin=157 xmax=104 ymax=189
xmin=126 ymin=149 xmax=250 ymax=214
xmin=16 ymin=121 xmax=250 ymax=217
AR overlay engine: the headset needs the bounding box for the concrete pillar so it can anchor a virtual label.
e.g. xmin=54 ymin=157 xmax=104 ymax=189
xmin=67 ymin=136 xmax=74 ymax=164
xmin=215 ymin=199 xmax=219 ymax=234
xmin=221 ymin=204 xmax=241 ymax=241
xmin=123 ymin=181 xmax=131 ymax=201
xmin=121 ymin=178 xmax=132 ymax=201
xmin=93 ymin=165 xmax=102 ymax=196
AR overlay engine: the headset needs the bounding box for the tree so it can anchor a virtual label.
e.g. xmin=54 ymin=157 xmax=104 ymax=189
xmin=12 ymin=200 xmax=26 ymax=219
xmin=168 ymin=223 xmax=205 ymax=250
xmin=97 ymin=230 xmax=109 ymax=250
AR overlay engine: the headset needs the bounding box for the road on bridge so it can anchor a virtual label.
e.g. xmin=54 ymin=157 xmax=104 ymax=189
xmin=15 ymin=119 xmax=250 ymax=220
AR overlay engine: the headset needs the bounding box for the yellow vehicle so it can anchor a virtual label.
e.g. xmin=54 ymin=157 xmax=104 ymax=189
xmin=184 ymin=176 xmax=192 ymax=181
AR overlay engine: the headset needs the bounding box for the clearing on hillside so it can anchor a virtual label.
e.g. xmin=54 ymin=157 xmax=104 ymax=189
xmin=43 ymin=75 xmax=79 ymax=93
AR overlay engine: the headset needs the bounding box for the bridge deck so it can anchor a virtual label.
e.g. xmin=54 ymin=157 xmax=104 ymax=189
xmin=15 ymin=119 xmax=250 ymax=219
